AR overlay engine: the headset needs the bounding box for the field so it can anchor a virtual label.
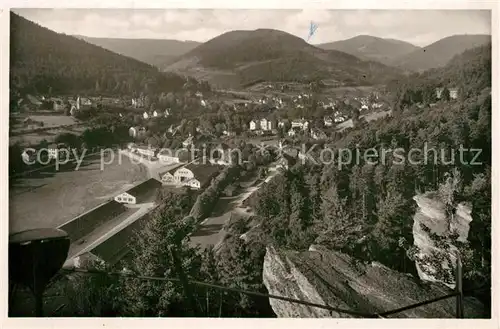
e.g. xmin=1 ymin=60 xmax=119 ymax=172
xmin=9 ymin=125 xmax=88 ymax=146
xmin=10 ymin=114 xmax=77 ymax=130
xmin=9 ymin=153 xmax=148 ymax=233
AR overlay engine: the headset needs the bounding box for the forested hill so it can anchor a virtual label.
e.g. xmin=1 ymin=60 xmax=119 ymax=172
xmin=388 ymin=43 xmax=491 ymax=107
xmin=392 ymin=34 xmax=491 ymax=72
xmin=75 ymin=35 xmax=200 ymax=69
xmin=10 ymin=12 xmax=187 ymax=96
xmin=165 ymin=28 xmax=405 ymax=87
xmin=243 ymin=42 xmax=491 ymax=313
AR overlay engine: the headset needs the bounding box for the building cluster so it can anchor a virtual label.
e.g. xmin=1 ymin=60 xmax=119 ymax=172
xmin=249 ymin=118 xmax=275 ymax=133
xmin=127 ymin=142 xmax=194 ymax=164
xmin=142 ymin=108 xmax=171 ymax=120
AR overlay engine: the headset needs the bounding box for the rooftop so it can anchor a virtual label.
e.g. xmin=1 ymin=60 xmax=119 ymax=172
xmin=125 ymin=178 xmax=162 ymax=199
xmin=183 ymin=163 xmax=221 ymax=186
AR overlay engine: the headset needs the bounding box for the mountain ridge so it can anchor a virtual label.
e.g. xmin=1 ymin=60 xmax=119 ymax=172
xmin=392 ymin=34 xmax=491 ymax=72
xmin=73 ymin=35 xmax=201 ymax=68
xmin=317 ymin=35 xmax=420 ymax=66
xmin=164 ymin=28 xmax=405 ymax=89
xmin=10 ymin=12 xmax=188 ymax=96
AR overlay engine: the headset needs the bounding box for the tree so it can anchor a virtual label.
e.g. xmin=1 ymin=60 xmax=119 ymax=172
xmin=64 ymin=260 xmax=122 ymax=316
xmin=371 ymin=186 xmax=414 ymax=271
xmin=438 ymin=168 xmax=462 ymax=232
xmin=441 ymin=87 xmax=451 ymax=101
xmin=315 ymin=185 xmax=361 ymax=251
xmin=216 ymin=232 xmax=272 ymax=316
xmin=121 ymin=194 xmax=199 ymax=316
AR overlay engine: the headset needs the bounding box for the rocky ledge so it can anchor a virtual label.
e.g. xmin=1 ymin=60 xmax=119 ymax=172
xmin=262 ymin=244 xmax=484 ymax=318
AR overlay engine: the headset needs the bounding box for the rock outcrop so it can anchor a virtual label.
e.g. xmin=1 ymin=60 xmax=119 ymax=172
xmin=263 ymin=245 xmax=483 ymax=318
xmin=412 ymin=192 xmax=473 ymax=288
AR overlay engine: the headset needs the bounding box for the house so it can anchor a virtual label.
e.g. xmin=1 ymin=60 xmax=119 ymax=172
xmin=129 ymin=127 xmax=138 ymax=138
xmin=172 ymin=164 xmax=220 ymax=189
xmin=311 ymin=128 xmax=327 ymax=140
xmin=76 ymin=97 xmax=92 ymax=110
xmin=195 ymin=91 xmax=203 ymax=98
xmin=47 ymin=143 xmax=66 ymax=160
xmin=182 ymin=136 xmax=194 ymax=148
xmin=165 ymin=108 xmax=171 ymax=117
xmin=132 ymin=97 xmax=145 ymax=108
xmin=436 ymin=87 xmax=459 ymax=100
xmin=360 ymin=104 xmax=369 ymax=112
xmin=114 ymin=178 xmax=162 ymax=204
xmin=291 ymin=118 xmax=309 ymax=130
xmin=334 ymin=116 xmax=346 ymax=123
xmin=129 ymin=126 xmax=146 ymax=139
xmin=201 ymin=99 xmax=207 ymax=107
xmin=152 ymin=110 xmax=158 ymax=118
xmin=276 ymin=154 xmax=297 ymax=171
xmin=52 ymin=98 xmax=65 ymax=111
xmin=249 ymin=120 xmax=259 ymax=131
xmin=21 ymin=149 xmax=37 ymax=164
xmin=324 ymin=117 xmax=333 ymax=127
xmin=158 ymin=150 xmax=180 ymax=165
xmin=127 ymin=143 xmax=137 ymax=151
xmin=278 ymin=120 xmax=286 ymax=128
xmin=159 ymin=168 xmax=177 ymax=185
xmin=260 ymin=118 xmax=270 ymax=131
xmin=158 ymin=148 xmax=192 ymax=164
xmin=222 ymin=130 xmax=236 ymax=137
xmin=135 ymin=144 xmax=157 ymax=158
xmin=143 ymin=111 xmax=149 ymax=120
xmin=288 ymin=127 xmax=301 ymax=137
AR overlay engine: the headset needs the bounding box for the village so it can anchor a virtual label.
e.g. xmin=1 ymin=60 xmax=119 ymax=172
xmin=9 ymin=82 xmax=461 ymax=272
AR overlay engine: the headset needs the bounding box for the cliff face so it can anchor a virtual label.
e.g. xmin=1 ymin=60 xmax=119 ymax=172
xmin=262 ymin=245 xmax=483 ymax=318
xmin=412 ymin=192 xmax=473 ymax=288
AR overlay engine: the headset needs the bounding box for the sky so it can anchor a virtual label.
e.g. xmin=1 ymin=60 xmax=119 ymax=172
xmin=12 ymin=9 xmax=491 ymax=47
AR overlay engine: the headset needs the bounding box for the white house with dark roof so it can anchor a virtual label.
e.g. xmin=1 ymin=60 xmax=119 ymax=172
xmin=171 ymin=164 xmax=220 ymax=189
xmin=260 ymin=118 xmax=269 ymax=131
xmin=159 ymin=168 xmax=177 ymax=185
xmin=182 ymin=135 xmax=194 ymax=148
xmin=436 ymin=87 xmax=459 ymax=100
xmin=291 ymin=118 xmax=309 ymax=130
xmin=114 ymin=178 xmax=162 ymax=205
xmin=21 ymin=149 xmax=37 ymax=164
xmin=324 ymin=117 xmax=333 ymax=127
xmin=249 ymin=120 xmax=259 ymax=131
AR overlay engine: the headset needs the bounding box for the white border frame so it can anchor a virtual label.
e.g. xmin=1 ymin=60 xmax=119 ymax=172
xmin=1 ymin=1 xmax=498 ymax=329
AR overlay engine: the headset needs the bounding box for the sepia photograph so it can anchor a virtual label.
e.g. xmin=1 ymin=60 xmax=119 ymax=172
xmin=4 ymin=3 xmax=495 ymax=323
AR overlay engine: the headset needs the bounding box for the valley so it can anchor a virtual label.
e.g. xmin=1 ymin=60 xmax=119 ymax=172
xmin=7 ymin=9 xmax=492 ymax=320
